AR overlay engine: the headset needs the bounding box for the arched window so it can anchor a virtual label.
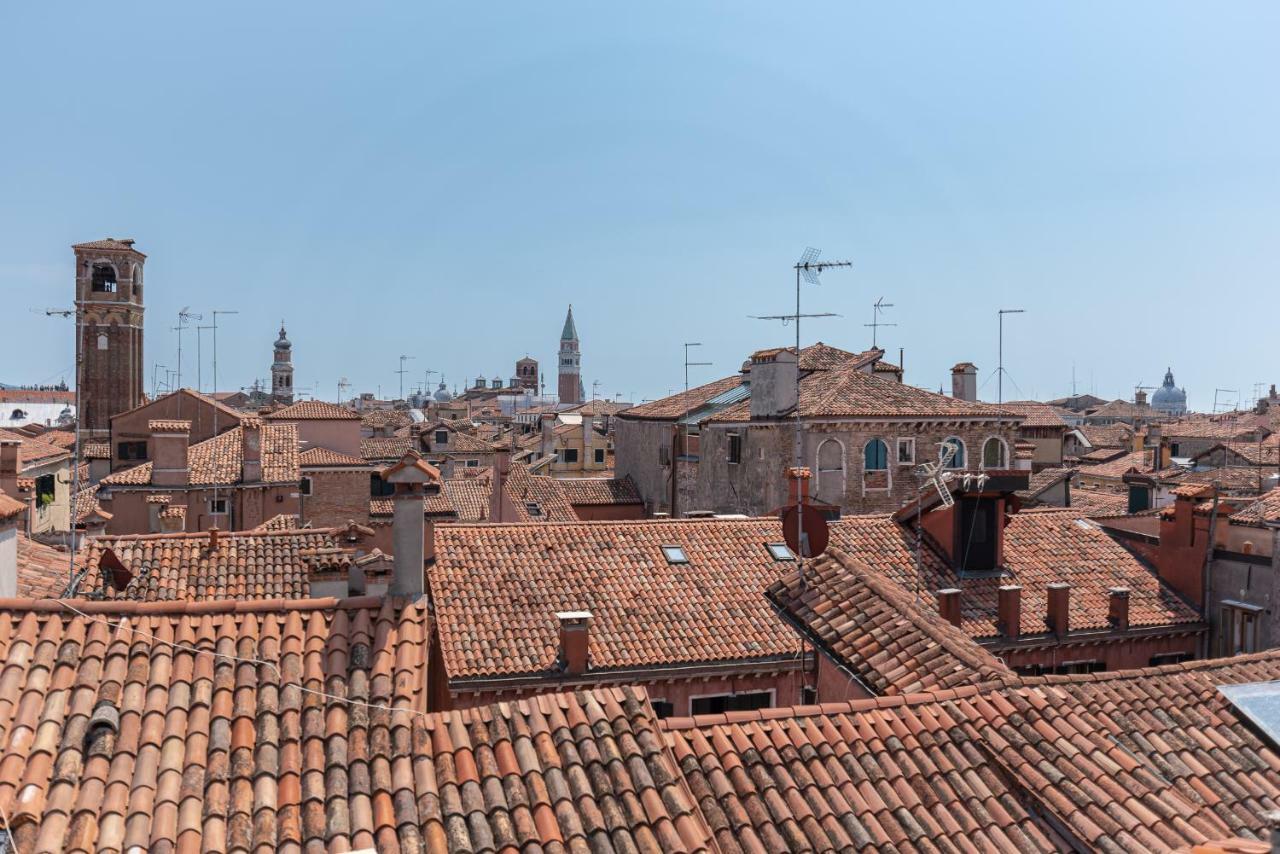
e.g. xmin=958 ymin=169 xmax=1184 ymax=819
xmin=97 ymin=334 xmax=109 ymax=350
xmin=815 ymin=438 xmax=845 ymax=505
xmin=132 ymin=263 xmax=143 ymax=300
xmin=863 ymin=438 xmax=888 ymax=470
xmin=943 ymin=437 xmax=965 ymax=469
xmin=91 ymin=263 xmax=117 ymax=293
xmin=982 ymin=437 xmax=1008 ymax=469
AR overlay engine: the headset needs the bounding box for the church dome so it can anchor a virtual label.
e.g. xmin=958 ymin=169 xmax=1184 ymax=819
xmin=275 ymin=324 xmax=291 ymax=350
xmin=433 ymin=381 xmax=453 ymax=402
xmin=1151 ymin=368 xmax=1187 ymax=415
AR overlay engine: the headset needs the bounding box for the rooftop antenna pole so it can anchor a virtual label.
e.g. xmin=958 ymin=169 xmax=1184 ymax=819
xmin=997 ymin=308 xmax=1025 ymax=405
xmin=863 ymin=297 xmax=896 ymax=349
xmin=397 ymin=355 xmax=415 ymax=401
xmin=210 ymin=309 xmax=238 ymax=514
xmin=46 ymin=307 xmax=82 ymax=585
xmin=751 ymin=247 xmax=852 ymax=586
xmin=683 ymin=342 xmax=711 ymax=394
xmin=337 ymin=377 xmax=351 ymax=405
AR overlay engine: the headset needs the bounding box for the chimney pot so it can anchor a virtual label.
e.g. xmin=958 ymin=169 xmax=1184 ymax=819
xmin=557 ymin=610 xmax=592 ymax=675
xmin=1107 ymin=587 xmax=1130 ymax=631
xmin=208 ymin=527 xmax=220 ymax=551
xmin=936 ymin=588 xmax=962 ymax=627
xmin=787 ymin=466 xmax=812 ymax=506
xmin=997 ymin=584 xmax=1022 ymax=639
xmin=241 ymin=418 xmax=263 ymax=483
xmin=951 ymin=362 xmax=978 ymax=402
xmin=1047 ymin=582 xmax=1071 ymax=636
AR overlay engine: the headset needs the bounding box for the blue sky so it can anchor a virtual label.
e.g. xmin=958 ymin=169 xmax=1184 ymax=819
xmin=3 ymin=3 xmax=1277 ymax=408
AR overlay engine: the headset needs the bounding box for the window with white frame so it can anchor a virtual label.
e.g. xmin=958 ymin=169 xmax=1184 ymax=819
xmin=897 ymin=437 xmax=915 ymax=464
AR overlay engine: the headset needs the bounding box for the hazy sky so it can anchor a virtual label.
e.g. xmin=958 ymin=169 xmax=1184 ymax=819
xmin=3 ymin=3 xmax=1277 ymax=408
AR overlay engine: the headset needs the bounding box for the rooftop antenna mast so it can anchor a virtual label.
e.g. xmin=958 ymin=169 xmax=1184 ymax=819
xmin=209 ymin=309 xmax=238 ymax=514
xmin=997 ymin=308 xmax=1025 ymax=405
xmin=1214 ymin=388 xmax=1240 ymax=414
xmin=44 ymin=307 xmax=82 ymax=586
xmin=911 ymin=441 xmax=958 ymax=602
xmin=751 ymin=247 xmax=851 ymax=585
xmin=864 ymin=297 xmax=896 ymax=349
xmin=396 ymin=355 xmax=415 ymax=401
xmin=337 ymin=377 xmax=351 ymax=405
xmin=683 ymin=342 xmax=711 ymax=394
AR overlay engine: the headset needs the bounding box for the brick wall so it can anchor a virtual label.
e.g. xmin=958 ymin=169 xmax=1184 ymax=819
xmin=303 ymin=468 xmax=371 ymax=529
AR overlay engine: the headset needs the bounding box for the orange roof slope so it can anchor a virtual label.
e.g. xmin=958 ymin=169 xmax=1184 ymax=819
xmin=559 ymin=475 xmax=643 ymax=506
xmin=664 ymin=650 xmax=1280 ymax=851
xmin=767 ymin=548 xmax=1017 ymax=695
xmin=431 ymin=519 xmax=802 ymax=680
xmin=264 ymin=399 xmax=361 ymax=420
xmin=825 ymin=510 xmax=1201 ymax=639
xmin=102 ymin=423 xmax=300 ymax=486
xmin=79 ymin=528 xmax=343 ymax=601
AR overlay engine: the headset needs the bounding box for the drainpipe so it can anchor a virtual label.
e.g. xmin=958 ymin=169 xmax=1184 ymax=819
xmin=1199 ymin=484 xmax=1220 ymax=659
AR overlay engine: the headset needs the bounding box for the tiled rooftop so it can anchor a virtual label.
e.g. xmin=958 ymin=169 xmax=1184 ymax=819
xmin=101 ymin=423 xmax=300 ymax=487
xmin=0 ymin=429 xmax=72 ymax=467
xmin=359 ymin=408 xmax=412 ymax=429
xmin=16 ymin=534 xmax=78 ymax=598
xmin=264 ymin=399 xmax=362 ymax=420
xmin=999 ymin=400 xmax=1070 ymax=428
xmin=664 ymin=650 xmax=1280 ymax=851
xmin=767 ymin=548 xmax=1017 ymax=695
xmin=1079 ymin=448 xmax=1153 ymax=479
xmin=431 ymin=519 xmax=804 ymax=681
xmin=360 ymin=436 xmax=413 ymax=461
xmin=298 ymin=446 xmax=367 ymax=467
xmin=1229 ymin=485 xmax=1280 ymax=526
xmin=1078 ymin=422 xmax=1134 ymax=449
xmin=559 ymin=476 xmax=644 ymax=506
xmin=78 ymin=528 xmax=346 ymax=601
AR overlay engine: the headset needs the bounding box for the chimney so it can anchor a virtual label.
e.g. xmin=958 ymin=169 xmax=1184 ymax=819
xmin=1046 ymin=582 xmax=1071 ymax=636
xmin=159 ymin=505 xmax=186 ymax=534
xmin=787 ymin=466 xmax=811 ymax=506
xmin=936 ymin=588 xmax=962 ymax=627
xmin=1014 ymin=441 xmax=1034 ymax=472
xmin=489 ymin=448 xmax=512 ymax=523
xmin=1135 ymin=389 xmax=1148 ymax=406
xmin=997 ymin=584 xmax=1022 ymax=639
xmin=582 ymin=416 xmax=595 ymax=465
xmin=951 ymin=362 xmax=978 ymax=402
xmin=241 ymin=417 xmax=263 ymax=483
xmin=0 ymin=439 xmax=20 ymax=499
xmin=556 ymin=610 xmax=592 ymax=675
xmin=150 ymin=420 xmax=191 ymax=487
xmin=383 ymin=451 xmax=440 ymax=598
xmin=748 ymin=349 xmax=799 ymax=419
xmin=1107 ymin=587 xmax=1130 ymax=632
xmin=540 ymin=413 xmax=556 ymax=458
xmin=208 ymin=527 xmax=220 ymax=552
xmin=0 ymin=494 xmax=24 ymax=598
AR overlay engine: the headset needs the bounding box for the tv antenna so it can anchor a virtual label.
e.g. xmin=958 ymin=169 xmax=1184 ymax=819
xmin=396 ymin=355 xmax=415 ymax=401
xmin=337 ymin=377 xmax=351 ymax=405
xmin=996 ymin=308 xmax=1025 ymax=405
xmin=864 ymin=297 xmax=896 ymax=349
xmin=751 ymin=247 xmax=852 ymax=584
xmin=683 ymin=342 xmax=712 ymax=394
xmin=1214 ymin=388 xmax=1240 ymax=414
xmin=173 ymin=307 xmax=202 ymax=393
xmin=911 ymin=441 xmax=958 ymax=601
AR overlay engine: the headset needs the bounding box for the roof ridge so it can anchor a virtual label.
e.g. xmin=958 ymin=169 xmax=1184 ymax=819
xmin=0 ymin=594 xmax=398 ymax=615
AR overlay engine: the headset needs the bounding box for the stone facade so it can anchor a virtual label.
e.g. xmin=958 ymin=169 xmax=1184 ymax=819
xmin=74 ymin=239 xmax=146 ymax=438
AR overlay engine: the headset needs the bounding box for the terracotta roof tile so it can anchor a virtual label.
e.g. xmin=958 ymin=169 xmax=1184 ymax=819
xmin=1229 ymin=485 xmax=1280 ymax=526
xmin=559 ymin=476 xmax=644 ymax=506
xmin=360 ymin=437 xmax=413 ymax=461
xmin=1078 ymin=422 xmax=1134 ymax=449
xmin=15 ymin=535 xmax=79 ymax=598
xmin=298 ymin=446 xmax=367 ymax=467
xmin=359 ymin=408 xmax=412 ymax=429
xmin=0 ymin=430 xmax=72 ymax=467
xmin=431 ymin=519 xmax=805 ymax=681
xmin=101 ymin=423 xmax=299 ymax=487
xmin=767 ymin=548 xmax=1017 ymax=695
xmin=81 ymin=440 xmax=110 ymax=459
xmin=264 ymin=399 xmax=361 ymax=420
xmin=999 ymin=401 xmax=1069 ymax=428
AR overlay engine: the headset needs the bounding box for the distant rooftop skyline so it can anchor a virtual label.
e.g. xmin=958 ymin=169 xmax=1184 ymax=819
xmin=3 ymin=3 xmax=1277 ymax=408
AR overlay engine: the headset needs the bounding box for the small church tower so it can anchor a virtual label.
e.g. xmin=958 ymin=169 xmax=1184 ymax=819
xmin=73 ymin=238 xmax=147 ymax=438
xmin=271 ymin=323 xmax=294 ymax=404
xmin=557 ymin=305 xmax=582 ymax=405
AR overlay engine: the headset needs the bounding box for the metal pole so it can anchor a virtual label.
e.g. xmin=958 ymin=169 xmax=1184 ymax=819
xmin=998 ymin=310 xmax=1003 ymax=405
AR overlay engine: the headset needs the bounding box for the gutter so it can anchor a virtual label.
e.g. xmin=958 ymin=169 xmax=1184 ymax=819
xmin=449 ymin=652 xmax=809 ymax=693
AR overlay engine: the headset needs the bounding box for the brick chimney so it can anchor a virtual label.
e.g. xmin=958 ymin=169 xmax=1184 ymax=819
xmin=150 ymin=420 xmax=191 ymax=488
xmin=488 ymin=448 xmax=513 ymax=523
xmin=582 ymin=416 xmax=595 ymax=465
xmin=208 ymin=527 xmax=220 ymax=552
xmin=0 ymin=439 xmax=20 ymax=500
xmin=540 ymin=413 xmax=557 ymax=459
xmin=159 ymin=505 xmax=186 ymax=534
xmin=749 ymin=348 xmax=799 ymax=419
xmin=1014 ymin=441 xmax=1034 ymax=472
xmin=556 ymin=610 xmax=592 ymax=675
xmin=787 ymin=466 xmax=811 ymax=505
xmin=951 ymin=362 xmax=978 ymax=402
xmin=1108 ymin=587 xmax=1130 ymax=632
xmin=382 ymin=451 xmax=441 ymax=598
xmin=1046 ymin=582 xmax=1071 ymax=636
xmin=1135 ymin=388 xmax=1148 ymax=406
xmin=936 ymin=588 xmax=962 ymax=627
xmin=997 ymin=584 xmax=1022 ymax=639
xmin=241 ymin=417 xmax=263 ymax=483
xmin=0 ymin=494 xmax=23 ymax=598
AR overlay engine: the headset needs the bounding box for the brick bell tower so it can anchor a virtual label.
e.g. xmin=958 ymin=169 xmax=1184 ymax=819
xmin=557 ymin=305 xmax=582 ymax=405
xmin=73 ymin=238 xmax=146 ymax=438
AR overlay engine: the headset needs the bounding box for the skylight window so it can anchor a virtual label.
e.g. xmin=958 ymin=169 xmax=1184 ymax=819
xmin=660 ymin=545 xmax=688 ymax=564
xmin=765 ymin=543 xmax=795 ymax=561
xmin=1218 ymin=681 xmax=1280 ymax=749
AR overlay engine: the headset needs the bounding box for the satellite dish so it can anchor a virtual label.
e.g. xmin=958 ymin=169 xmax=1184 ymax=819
xmin=98 ymin=549 xmax=133 ymax=592
xmin=781 ymin=503 xmax=829 ymax=559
